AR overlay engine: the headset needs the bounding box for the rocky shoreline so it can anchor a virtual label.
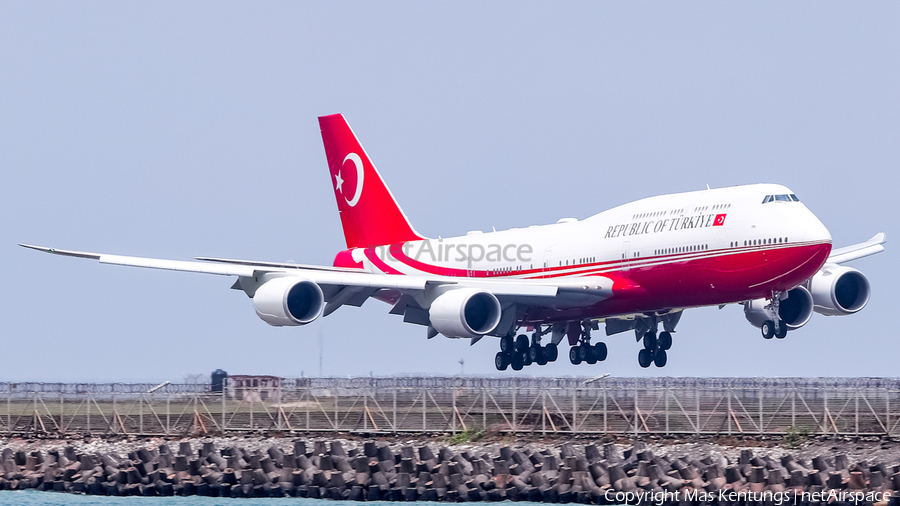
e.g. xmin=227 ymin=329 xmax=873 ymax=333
xmin=1 ymin=436 xmax=899 ymax=504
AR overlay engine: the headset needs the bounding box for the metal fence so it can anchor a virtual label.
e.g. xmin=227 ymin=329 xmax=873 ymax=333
xmin=1 ymin=377 xmax=898 ymax=437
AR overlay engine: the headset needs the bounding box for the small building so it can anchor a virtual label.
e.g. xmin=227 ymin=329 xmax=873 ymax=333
xmin=226 ymin=375 xmax=283 ymax=402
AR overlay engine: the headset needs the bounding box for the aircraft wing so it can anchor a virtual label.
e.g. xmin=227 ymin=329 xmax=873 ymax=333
xmin=19 ymin=244 xmax=574 ymax=297
xmin=826 ymin=233 xmax=886 ymax=264
xmin=20 ymin=243 xmax=621 ymax=338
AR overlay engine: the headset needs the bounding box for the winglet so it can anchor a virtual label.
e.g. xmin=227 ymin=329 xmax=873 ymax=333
xmin=19 ymin=244 xmax=101 ymax=260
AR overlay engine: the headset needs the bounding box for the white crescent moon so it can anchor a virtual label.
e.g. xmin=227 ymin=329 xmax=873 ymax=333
xmin=343 ymin=152 xmax=364 ymax=207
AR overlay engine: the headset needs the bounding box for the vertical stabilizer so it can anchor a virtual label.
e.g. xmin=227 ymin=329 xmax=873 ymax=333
xmin=318 ymin=114 xmax=423 ymax=249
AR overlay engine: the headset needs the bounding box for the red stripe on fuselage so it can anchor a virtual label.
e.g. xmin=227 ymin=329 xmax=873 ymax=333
xmin=525 ymin=242 xmax=831 ymax=323
xmin=367 ymin=239 xmax=831 ymax=322
xmin=388 ymin=244 xmax=480 ymax=277
xmin=364 ymin=247 xmax=405 ymax=275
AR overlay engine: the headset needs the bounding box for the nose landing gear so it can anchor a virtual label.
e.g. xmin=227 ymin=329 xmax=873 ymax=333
xmin=761 ymin=291 xmax=790 ymax=340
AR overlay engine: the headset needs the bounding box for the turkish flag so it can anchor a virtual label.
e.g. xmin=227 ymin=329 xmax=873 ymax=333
xmin=713 ymin=214 xmax=727 ymax=226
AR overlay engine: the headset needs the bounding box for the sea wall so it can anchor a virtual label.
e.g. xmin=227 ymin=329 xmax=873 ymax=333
xmin=1 ymin=437 xmax=899 ymax=504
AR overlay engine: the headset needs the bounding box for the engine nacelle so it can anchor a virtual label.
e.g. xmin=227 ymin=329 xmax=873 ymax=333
xmin=807 ymin=266 xmax=871 ymax=316
xmin=744 ymin=286 xmax=814 ymax=330
xmin=253 ymin=277 xmax=324 ymax=327
xmin=429 ymin=288 xmax=502 ymax=339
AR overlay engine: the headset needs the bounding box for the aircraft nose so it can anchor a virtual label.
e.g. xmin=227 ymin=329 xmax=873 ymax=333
xmin=802 ymin=213 xmax=832 ymax=245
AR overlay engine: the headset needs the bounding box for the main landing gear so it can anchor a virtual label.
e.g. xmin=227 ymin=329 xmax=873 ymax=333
xmin=637 ymin=330 xmax=672 ymax=368
xmin=568 ymin=321 xmax=608 ymax=366
xmin=495 ymin=327 xmax=559 ymax=371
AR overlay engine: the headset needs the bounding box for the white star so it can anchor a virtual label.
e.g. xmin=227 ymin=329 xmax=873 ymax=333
xmin=334 ymin=170 xmax=344 ymax=193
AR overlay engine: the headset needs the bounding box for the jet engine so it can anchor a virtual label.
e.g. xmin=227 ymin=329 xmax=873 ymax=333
xmin=429 ymin=288 xmax=501 ymax=339
xmin=744 ymin=285 xmax=814 ymax=330
xmin=807 ymin=266 xmax=871 ymax=316
xmin=253 ymin=277 xmax=324 ymax=326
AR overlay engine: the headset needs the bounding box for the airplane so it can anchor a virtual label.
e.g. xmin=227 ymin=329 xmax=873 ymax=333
xmin=21 ymin=114 xmax=886 ymax=371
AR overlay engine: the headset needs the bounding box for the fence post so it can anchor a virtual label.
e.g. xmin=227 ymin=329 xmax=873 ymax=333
xmin=823 ymin=390 xmax=828 ymax=434
xmin=727 ymin=388 xmax=731 ymax=435
xmin=60 ymin=393 xmax=64 ymax=434
xmin=791 ymin=389 xmax=796 ymax=428
xmin=451 ymin=389 xmax=456 ymax=435
xmin=571 ymin=389 xmax=575 ymax=434
xmin=222 ymin=386 xmax=226 ymax=433
xmin=277 ymin=383 xmax=283 ymax=431
xmin=634 ymin=389 xmax=638 ymax=438
xmin=603 ymin=387 xmax=608 ymax=434
xmin=87 ymin=393 xmax=91 ymax=434
xmin=855 ymin=390 xmax=859 ymax=436
xmin=758 ymin=388 xmax=763 ymax=435
xmin=392 ymin=389 xmax=397 ymax=434
xmin=422 ymin=388 xmax=426 ymax=433
xmin=541 ymin=391 xmax=546 ymax=436
xmin=512 ymin=388 xmax=517 ymax=434
xmin=166 ymin=394 xmax=170 ymax=435
xmin=482 ymin=388 xmax=487 ymax=431
xmin=696 ymin=389 xmax=700 ymax=435
xmin=665 ymin=388 xmax=670 ymax=435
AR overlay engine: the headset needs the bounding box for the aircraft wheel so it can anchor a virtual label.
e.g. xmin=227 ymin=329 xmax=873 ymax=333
xmin=654 ymin=349 xmax=668 ymax=367
xmin=536 ymin=348 xmax=548 ymax=366
xmin=638 ymin=349 xmax=653 ymax=368
xmin=584 ymin=344 xmax=597 ymax=364
xmin=511 ymin=351 xmax=525 ymax=371
xmin=529 ymin=344 xmax=541 ymax=363
xmin=500 ymin=335 xmax=514 ymax=353
xmin=643 ymin=331 xmax=657 ymax=350
xmin=545 ymin=343 xmax=558 ymax=362
xmin=761 ymin=320 xmax=775 ymax=340
xmin=495 ymin=352 xmax=510 ymax=371
xmin=594 ymin=342 xmax=608 ymax=361
xmin=515 ymin=334 xmax=530 ymax=352
xmin=658 ymin=331 xmax=672 ymax=350
xmin=775 ymin=321 xmax=787 ymax=339
xmin=569 ymin=346 xmax=583 ymax=365
xmin=523 ymin=348 xmax=533 ymax=366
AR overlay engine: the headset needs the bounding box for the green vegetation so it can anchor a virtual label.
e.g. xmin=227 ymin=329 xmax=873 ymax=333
xmin=783 ymin=425 xmax=810 ymax=447
xmin=445 ymin=429 xmax=485 ymax=445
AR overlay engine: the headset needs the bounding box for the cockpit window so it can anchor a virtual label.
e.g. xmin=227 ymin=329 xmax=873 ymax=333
xmin=762 ymin=194 xmax=800 ymax=204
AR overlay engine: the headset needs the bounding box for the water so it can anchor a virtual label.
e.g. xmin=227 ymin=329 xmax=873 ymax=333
xmin=0 ymin=491 xmax=392 ymax=506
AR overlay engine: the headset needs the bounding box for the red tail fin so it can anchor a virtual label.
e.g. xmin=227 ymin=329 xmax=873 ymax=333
xmin=318 ymin=114 xmax=423 ymax=249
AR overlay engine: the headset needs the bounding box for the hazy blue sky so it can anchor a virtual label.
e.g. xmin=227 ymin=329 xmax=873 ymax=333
xmin=2 ymin=2 xmax=897 ymax=382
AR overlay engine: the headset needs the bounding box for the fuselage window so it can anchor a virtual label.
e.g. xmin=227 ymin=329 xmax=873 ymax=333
xmin=790 ymin=194 xmax=800 ymax=202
